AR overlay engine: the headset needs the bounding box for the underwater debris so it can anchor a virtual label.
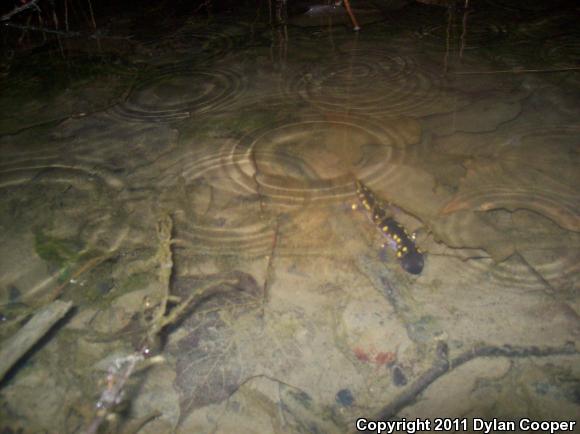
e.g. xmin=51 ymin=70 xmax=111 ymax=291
xmin=353 ymin=341 xmax=579 ymax=433
xmin=0 ymin=299 xmax=72 ymax=382
xmin=82 ymin=213 xmax=238 ymax=434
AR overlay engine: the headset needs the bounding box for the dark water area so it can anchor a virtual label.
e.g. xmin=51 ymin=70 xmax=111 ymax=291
xmin=0 ymin=0 xmax=579 ymax=433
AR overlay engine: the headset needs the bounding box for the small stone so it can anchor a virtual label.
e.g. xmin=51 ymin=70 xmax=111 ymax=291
xmin=392 ymin=365 xmax=407 ymax=386
xmin=336 ymin=388 xmax=354 ymax=407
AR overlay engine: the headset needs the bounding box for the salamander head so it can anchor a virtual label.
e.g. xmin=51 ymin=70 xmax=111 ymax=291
xmin=401 ymin=250 xmax=424 ymax=275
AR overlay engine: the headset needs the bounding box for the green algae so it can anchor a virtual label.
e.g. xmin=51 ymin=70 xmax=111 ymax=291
xmin=34 ymin=230 xmax=83 ymax=269
xmin=33 ymin=230 xmax=92 ymax=291
xmin=33 ymin=230 xmax=119 ymax=305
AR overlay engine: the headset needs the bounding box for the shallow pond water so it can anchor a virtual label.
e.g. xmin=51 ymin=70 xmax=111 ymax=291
xmin=0 ymin=1 xmax=579 ymax=433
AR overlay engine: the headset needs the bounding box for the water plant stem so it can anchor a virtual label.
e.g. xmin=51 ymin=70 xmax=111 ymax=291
xmin=343 ymin=0 xmax=360 ymax=31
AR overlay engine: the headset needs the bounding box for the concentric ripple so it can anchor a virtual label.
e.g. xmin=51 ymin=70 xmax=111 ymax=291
xmin=154 ymin=114 xmax=414 ymax=205
xmin=55 ymin=113 xmax=179 ymax=170
xmin=541 ymin=35 xmax=580 ymax=69
xmin=154 ymin=147 xmax=297 ymax=254
xmin=430 ymin=124 xmax=580 ymax=289
xmin=285 ymin=49 xmax=461 ymax=117
xmin=0 ymin=147 xmax=130 ymax=301
xmin=137 ymin=29 xmax=236 ymax=66
xmin=442 ymin=187 xmax=579 ymax=233
xmin=164 ymin=30 xmax=236 ymax=61
xmin=479 ymin=22 xmax=579 ymax=71
xmin=0 ymin=148 xmax=124 ymax=192
xmin=432 ymin=211 xmax=579 ymax=293
xmin=411 ymin=18 xmax=509 ymax=51
xmin=170 ymin=191 xmax=283 ymax=255
xmin=152 ymin=114 xmax=420 ymax=252
xmin=109 ymin=67 xmax=244 ymax=122
xmin=225 ymin=114 xmax=421 ymax=205
xmin=0 ymin=119 xmax=158 ymax=252
xmin=441 ymin=127 xmax=580 ymax=233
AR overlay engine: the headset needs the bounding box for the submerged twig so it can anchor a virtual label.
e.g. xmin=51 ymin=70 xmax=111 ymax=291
xmin=83 ymin=214 xmax=238 ymax=433
xmin=355 ymin=340 xmax=578 ymax=432
xmin=0 ymin=300 xmax=73 ymax=382
xmin=1 ymin=0 xmax=41 ymax=21
xmin=81 ymin=215 xmax=174 ymax=434
xmin=2 ymin=21 xmax=132 ymax=40
xmin=443 ymin=1 xmax=453 ymax=73
xmin=1 ymin=21 xmax=80 ymax=36
xmin=64 ymin=0 xmax=69 ymax=32
xmin=141 ymin=214 xmax=238 ymax=342
xmin=87 ymin=0 xmax=97 ymax=30
xmin=144 ymin=214 xmax=174 ymax=341
xmin=83 ymin=352 xmax=163 ymax=434
xmin=452 ymin=66 xmax=580 ymax=75
xmin=459 ymin=0 xmax=470 ymax=58
xmin=47 ymin=253 xmax=112 ymax=303
xmin=261 ymin=218 xmax=280 ymax=318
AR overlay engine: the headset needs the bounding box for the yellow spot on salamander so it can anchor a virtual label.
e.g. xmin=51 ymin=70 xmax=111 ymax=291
xmin=402 ymin=246 xmax=408 ymax=252
xmin=351 ymin=203 xmax=358 ymax=210
xmin=382 ymin=226 xmax=389 ymax=232
xmin=396 ymin=251 xmax=402 ymax=258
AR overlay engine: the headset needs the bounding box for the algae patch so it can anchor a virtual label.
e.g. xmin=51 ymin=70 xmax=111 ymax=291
xmin=34 ymin=230 xmax=84 ymax=281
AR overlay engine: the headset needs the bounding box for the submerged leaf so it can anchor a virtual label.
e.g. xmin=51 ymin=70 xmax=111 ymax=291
xmin=171 ymin=271 xmax=263 ymax=420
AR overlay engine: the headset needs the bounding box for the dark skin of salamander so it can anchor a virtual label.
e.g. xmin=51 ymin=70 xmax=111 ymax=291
xmin=355 ymin=180 xmax=424 ymax=275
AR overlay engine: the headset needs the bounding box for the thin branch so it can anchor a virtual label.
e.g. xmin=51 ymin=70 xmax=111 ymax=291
xmin=459 ymin=2 xmax=470 ymax=58
xmin=3 ymin=21 xmax=81 ymax=36
xmin=0 ymin=300 xmax=73 ymax=382
xmin=87 ymin=0 xmax=96 ymax=30
xmin=354 ymin=340 xmax=578 ymax=432
xmin=83 ymin=353 xmax=155 ymax=434
xmin=1 ymin=0 xmax=41 ymax=21
xmin=260 ymin=218 xmax=280 ymax=319
xmin=452 ymin=66 xmax=580 ymax=75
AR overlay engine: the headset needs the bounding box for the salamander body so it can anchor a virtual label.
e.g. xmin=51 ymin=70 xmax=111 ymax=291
xmin=354 ymin=180 xmax=424 ymax=275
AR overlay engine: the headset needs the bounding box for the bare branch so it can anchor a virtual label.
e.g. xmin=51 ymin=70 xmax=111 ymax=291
xmin=1 ymin=0 xmax=41 ymax=22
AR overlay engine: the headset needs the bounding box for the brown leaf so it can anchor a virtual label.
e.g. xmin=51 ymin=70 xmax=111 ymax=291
xmin=171 ymin=271 xmax=263 ymax=421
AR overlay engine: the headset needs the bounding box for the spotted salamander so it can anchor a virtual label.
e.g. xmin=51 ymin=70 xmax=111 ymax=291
xmin=354 ymin=180 xmax=424 ymax=275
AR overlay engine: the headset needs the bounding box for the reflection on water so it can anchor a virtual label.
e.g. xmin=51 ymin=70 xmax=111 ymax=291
xmin=0 ymin=0 xmax=579 ymax=432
